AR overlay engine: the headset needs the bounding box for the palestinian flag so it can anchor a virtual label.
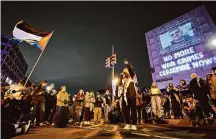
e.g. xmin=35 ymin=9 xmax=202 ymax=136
xmin=12 ymin=20 xmax=53 ymax=51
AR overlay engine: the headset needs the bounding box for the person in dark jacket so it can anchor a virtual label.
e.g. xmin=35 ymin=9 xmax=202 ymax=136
xmin=142 ymin=87 xmax=151 ymax=120
xmin=189 ymin=73 xmax=216 ymax=119
xmin=31 ymin=80 xmax=48 ymax=126
xmin=205 ymin=73 xmax=216 ymax=107
xmin=103 ymin=90 xmax=112 ymax=123
xmin=210 ymin=67 xmax=216 ymax=106
xmin=94 ymin=93 xmax=103 ymax=124
xmin=44 ymin=84 xmax=57 ymax=125
xmin=167 ymin=83 xmax=182 ymax=119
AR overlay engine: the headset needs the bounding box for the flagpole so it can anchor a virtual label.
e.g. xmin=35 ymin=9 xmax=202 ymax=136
xmin=24 ymin=31 xmax=54 ymax=87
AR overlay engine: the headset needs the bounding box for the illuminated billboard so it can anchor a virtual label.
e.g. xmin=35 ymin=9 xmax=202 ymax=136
xmin=145 ymin=5 xmax=216 ymax=88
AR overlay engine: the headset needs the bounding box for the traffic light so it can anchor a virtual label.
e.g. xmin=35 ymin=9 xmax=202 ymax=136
xmin=111 ymin=54 xmax=117 ymax=65
xmin=105 ymin=57 xmax=111 ymax=68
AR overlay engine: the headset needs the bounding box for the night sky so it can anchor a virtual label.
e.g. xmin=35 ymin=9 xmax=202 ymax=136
xmin=1 ymin=1 xmax=216 ymax=94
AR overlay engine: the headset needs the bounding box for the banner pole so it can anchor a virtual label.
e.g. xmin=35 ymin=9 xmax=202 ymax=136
xmin=24 ymin=51 xmax=44 ymax=87
xmin=24 ymin=31 xmax=54 ymax=87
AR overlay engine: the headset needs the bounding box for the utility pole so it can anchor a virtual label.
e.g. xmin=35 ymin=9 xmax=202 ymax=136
xmin=112 ymin=45 xmax=115 ymax=104
xmin=105 ymin=45 xmax=117 ymax=105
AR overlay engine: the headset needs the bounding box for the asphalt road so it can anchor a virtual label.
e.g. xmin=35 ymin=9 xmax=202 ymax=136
xmin=12 ymin=124 xmax=216 ymax=139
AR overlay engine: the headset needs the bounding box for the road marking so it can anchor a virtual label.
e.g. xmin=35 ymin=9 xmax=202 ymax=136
xmin=79 ymin=125 xmax=181 ymax=139
xmin=83 ymin=129 xmax=100 ymax=138
xmin=112 ymin=131 xmax=122 ymax=139
xmin=141 ymin=128 xmax=152 ymax=132
xmin=132 ymin=132 xmax=181 ymax=139
xmin=112 ymin=125 xmax=118 ymax=131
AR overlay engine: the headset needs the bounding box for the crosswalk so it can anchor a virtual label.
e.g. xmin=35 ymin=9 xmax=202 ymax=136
xmin=77 ymin=124 xmax=180 ymax=139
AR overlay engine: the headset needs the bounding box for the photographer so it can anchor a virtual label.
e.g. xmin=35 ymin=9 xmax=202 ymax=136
xmin=183 ymin=95 xmax=204 ymax=126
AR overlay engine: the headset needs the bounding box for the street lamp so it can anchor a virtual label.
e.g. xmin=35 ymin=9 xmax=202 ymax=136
xmin=212 ymin=39 xmax=216 ymax=46
xmin=112 ymin=79 xmax=118 ymax=85
xmin=112 ymin=78 xmax=118 ymax=103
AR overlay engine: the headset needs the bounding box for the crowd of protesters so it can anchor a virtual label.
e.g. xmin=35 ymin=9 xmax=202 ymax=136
xmin=1 ymin=60 xmax=216 ymax=138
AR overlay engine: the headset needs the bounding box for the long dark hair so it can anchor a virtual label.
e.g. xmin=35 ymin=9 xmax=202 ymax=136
xmin=180 ymin=80 xmax=187 ymax=86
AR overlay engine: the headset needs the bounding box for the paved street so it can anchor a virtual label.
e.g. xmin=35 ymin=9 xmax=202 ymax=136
xmin=12 ymin=123 xmax=216 ymax=139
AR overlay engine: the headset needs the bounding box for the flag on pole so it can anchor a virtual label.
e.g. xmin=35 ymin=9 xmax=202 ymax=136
xmin=12 ymin=20 xmax=52 ymax=51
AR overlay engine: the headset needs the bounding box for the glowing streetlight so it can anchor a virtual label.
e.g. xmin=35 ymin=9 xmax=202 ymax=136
xmin=112 ymin=78 xmax=118 ymax=85
xmin=212 ymin=39 xmax=216 ymax=46
xmin=112 ymin=78 xmax=118 ymax=97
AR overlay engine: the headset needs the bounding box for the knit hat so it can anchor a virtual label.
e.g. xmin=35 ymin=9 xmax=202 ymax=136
xmin=211 ymin=67 xmax=216 ymax=71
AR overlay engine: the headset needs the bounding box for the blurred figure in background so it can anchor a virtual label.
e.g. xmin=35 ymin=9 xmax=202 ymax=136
xmin=150 ymin=82 xmax=162 ymax=120
xmin=136 ymin=88 xmax=143 ymax=124
xmin=103 ymin=90 xmax=111 ymax=123
xmin=177 ymin=80 xmax=190 ymax=98
xmin=190 ymin=73 xmax=216 ymax=119
xmin=53 ymin=86 xmax=70 ymax=127
xmin=167 ymin=83 xmax=182 ymax=119
xmin=45 ymin=84 xmax=57 ymax=125
xmin=210 ymin=67 xmax=216 ymax=107
xmin=163 ymin=91 xmax=171 ymax=119
xmin=75 ymin=90 xmax=85 ymax=124
xmin=89 ymin=91 xmax=95 ymax=120
xmin=142 ymin=87 xmax=151 ymax=121
xmin=31 ymin=80 xmax=47 ymax=126
xmin=183 ymin=94 xmax=204 ymax=126
xmin=94 ymin=93 xmax=103 ymax=124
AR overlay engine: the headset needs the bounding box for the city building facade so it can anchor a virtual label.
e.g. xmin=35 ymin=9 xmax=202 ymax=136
xmin=1 ymin=35 xmax=28 ymax=84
